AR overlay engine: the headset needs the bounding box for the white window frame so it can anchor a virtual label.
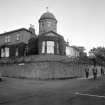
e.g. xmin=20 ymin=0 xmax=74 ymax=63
xmin=16 ymin=47 xmax=18 ymax=57
xmin=46 ymin=41 xmax=54 ymax=54
xmin=1 ymin=48 xmax=5 ymax=57
xmin=5 ymin=47 xmax=9 ymax=57
xmin=42 ymin=41 xmax=46 ymax=53
xmin=16 ymin=34 xmax=20 ymax=41
xmin=5 ymin=36 xmax=10 ymax=43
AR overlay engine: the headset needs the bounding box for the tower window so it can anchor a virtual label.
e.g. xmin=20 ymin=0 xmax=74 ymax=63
xmin=47 ymin=21 xmax=51 ymax=27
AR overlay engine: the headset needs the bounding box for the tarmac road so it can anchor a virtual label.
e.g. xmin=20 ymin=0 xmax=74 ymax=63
xmin=0 ymin=76 xmax=105 ymax=105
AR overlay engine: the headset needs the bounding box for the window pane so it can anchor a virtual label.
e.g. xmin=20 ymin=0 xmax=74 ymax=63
xmin=8 ymin=36 xmax=10 ymax=42
xmin=16 ymin=34 xmax=20 ymax=40
xmin=47 ymin=41 xmax=54 ymax=54
xmin=1 ymin=48 xmax=4 ymax=57
xmin=42 ymin=41 xmax=45 ymax=53
xmin=16 ymin=48 xmax=18 ymax=56
xmin=5 ymin=47 xmax=9 ymax=57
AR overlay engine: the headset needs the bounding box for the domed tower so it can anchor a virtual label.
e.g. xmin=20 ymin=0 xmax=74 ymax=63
xmin=39 ymin=11 xmax=57 ymax=35
xmin=38 ymin=11 xmax=65 ymax=55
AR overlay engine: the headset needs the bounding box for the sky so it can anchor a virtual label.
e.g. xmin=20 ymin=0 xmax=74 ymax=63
xmin=0 ymin=0 xmax=105 ymax=53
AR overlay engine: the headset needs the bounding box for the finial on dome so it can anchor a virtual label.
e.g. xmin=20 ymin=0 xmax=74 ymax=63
xmin=39 ymin=8 xmax=57 ymax=21
xmin=46 ymin=6 xmax=49 ymax=12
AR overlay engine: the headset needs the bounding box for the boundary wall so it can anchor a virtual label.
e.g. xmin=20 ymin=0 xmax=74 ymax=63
xmin=0 ymin=55 xmax=104 ymax=79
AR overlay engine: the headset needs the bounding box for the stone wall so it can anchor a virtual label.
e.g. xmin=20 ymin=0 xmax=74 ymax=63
xmin=0 ymin=55 xmax=104 ymax=79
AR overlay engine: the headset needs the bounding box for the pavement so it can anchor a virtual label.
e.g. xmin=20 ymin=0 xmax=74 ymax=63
xmin=0 ymin=75 xmax=105 ymax=105
xmin=78 ymin=74 xmax=101 ymax=80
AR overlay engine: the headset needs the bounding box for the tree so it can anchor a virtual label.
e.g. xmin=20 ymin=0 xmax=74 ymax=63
xmin=89 ymin=47 xmax=105 ymax=65
xmin=27 ymin=38 xmax=38 ymax=55
xmin=76 ymin=46 xmax=87 ymax=58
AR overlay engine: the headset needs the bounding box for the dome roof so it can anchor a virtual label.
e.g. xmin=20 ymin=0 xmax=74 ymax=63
xmin=39 ymin=12 xmax=56 ymax=20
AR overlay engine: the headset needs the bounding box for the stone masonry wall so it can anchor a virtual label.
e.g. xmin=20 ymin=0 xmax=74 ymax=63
xmin=0 ymin=55 xmax=104 ymax=79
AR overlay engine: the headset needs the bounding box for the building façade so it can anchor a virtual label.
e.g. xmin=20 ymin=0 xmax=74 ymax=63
xmin=0 ymin=11 xmax=66 ymax=59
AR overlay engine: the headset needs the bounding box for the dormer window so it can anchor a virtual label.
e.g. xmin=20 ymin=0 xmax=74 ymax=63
xmin=5 ymin=36 xmax=10 ymax=43
xmin=16 ymin=34 xmax=20 ymax=40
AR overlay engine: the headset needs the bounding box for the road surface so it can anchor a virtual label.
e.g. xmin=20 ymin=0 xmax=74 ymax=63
xmin=0 ymin=76 xmax=105 ymax=105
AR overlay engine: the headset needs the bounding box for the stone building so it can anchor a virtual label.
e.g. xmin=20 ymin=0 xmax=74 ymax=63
xmin=66 ymin=44 xmax=87 ymax=58
xmin=66 ymin=44 xmax=80 ymax=58
xmin=38 ymin=11 xmax=65 ymax=55
xmin=0 ymin=11 xmax=90 ymax=80
xmin=0 ymin=27 xmax=36 ymax=58
xmin=0 ymin=11 xmax=66 ymax=59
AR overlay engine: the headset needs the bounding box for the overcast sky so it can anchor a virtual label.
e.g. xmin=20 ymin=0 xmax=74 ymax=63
xmin=0 ymin=0 xmax=105 ymax=53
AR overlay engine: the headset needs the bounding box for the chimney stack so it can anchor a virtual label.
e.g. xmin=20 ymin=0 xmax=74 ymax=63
xmin=29 ymin=24 xmax=35 ymax=35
